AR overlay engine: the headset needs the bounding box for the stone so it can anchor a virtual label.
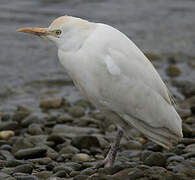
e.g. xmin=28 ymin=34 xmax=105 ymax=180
xmin=142 ymin=151 xmax=167 ymax=167
xmin=54 ymin=170 xmax=68 ymax=178
xmin=21 ymin=115 xmax=43 ymax=128
xmin=167 ymin=155 xmax=184 ymax=162
xmin=34 ymin=171 xmax=52 ymax=179
xmin=12 ymin=111 xmax=30 ymax=123
xmin=182 ymin=123 xmax=193 ymax=137
xmin=14 ymin=175 xmax=39 ymax=180
xmin=143 ymin=166 xmax=181 ymax=180
xmin=74 ymin=175 xmax=89 ymax=180
xmin=0 ymin=172 xmax=15 ymax=180
xmin=72 ymin=153 xmax=90 ymax=162
xmin=13 ymin=164 xmax=33 ymax=174
xmin=7 ymin=159 xmax=25 ymax=167
xmin=53 ymin=124 xmax=100 ymax=137
xmin=68 ymin=106 xmax=85 ymax=118
xmin=40 ymin=98 xmax=63 ymax=109
xmin=12 ymin=137 xmax=34 ymax=153
xmin=59 ymin=145 xmax=80 ymax=154
xmin=0 ymin=122 xmax=18 ymax=131
xmin=121 ymin=140 xmax=142 ymax=150
xmin=80 ymin=168 xmax=96 ymax=176
xmin=0 ymin=130 xmax=15 ymax=140
xmin=184 ymin=143 xmax=195 ymax=152
xmin=72 ymin=135 xmax=100 ymax=149
xmin=64 ymin=162 xmax=82 ymax=171
xmin=166 ymin=65 xmax=182 ymax=77
xmin=15 ymin=147 xmax=47 ymax=159
xmin=28 ymin=123 xmax=43 ymax=135
xmin=0 ymin=144 xmax=12 ymax=151
xmin=47 ymin=134 xmax=65 ymax=145
xmin=144 ymin=52 xmax=162 ymax=61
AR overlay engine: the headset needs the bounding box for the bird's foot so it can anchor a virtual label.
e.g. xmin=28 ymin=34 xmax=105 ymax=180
xmin=94 ymin=130 xmax=123 ymax=169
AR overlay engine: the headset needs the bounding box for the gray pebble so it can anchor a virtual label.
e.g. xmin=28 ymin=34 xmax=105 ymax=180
xmin=15 ymin=147 xmax=47 ymax=159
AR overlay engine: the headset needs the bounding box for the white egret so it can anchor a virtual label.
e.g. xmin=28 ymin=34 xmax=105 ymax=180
xmin=18 ymin=16 xmax=183 ymax=168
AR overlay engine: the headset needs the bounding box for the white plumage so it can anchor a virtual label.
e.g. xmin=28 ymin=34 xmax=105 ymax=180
xmin=18 ymin=16 xmax=183 ymax=149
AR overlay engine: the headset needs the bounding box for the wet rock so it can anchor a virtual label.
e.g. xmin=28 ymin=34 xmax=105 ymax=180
xmin=12 ymin=111 xmax=30 ymax=123
xmin=142 ymin=151 xmax=167 ymax=167
xmin=143 ymin=166 xmax=181 ymax=180
xmin=64 ymin=162 xmax=82 ymax=171
xmin=0 ymin=144 xmax=12 ymax=151
xmin=7 ymin=159 xmax=25 ymax=167
xmin=29 ymin=157 xmax=52 ymax=165
xmin=168 ymin=159 xmax=195 ymax=178
xmin=21 ymin=115 xmax=43 ymax=128
xmin=53 ymin=124 xmax=100 ymax=137
xmin=47 ymin=134 xmax=66 ymax=146
xmin=40 ymin=98 xmax=63 ymax=109
xmin=183 ymin=152 xmax=195 ymax=159
xmin=0 ymin=130 xmax=15 ymax=140
xmin=74 ymin=175 xmax=89 ymax=180
xmin=53 ymin=164 xmax=73 ymax=174
xmin=121 ymin=140 xmax=142 ymax=150
xmin=59 ymin=145 xmax=80 ymax=154
xmin=70 ymin=170 xmax=80 ymax=177
xmin=28 ymin=123 xmax=43 ymax=135
xmin=34 ymin=171 xmax=52 ymax=179
xmin=15 ymin=147 xmax=47 ymax=159
xmin=181 ymin=138 xmax=195 ymax=145
xmin=0 ymin=150 xmax=14 ymax=160
xmin=184 ymin=143 xmax=195 ymax=152
xmin=166 ymin=64 xmax=182 ymax=77
xmin=68 ymin=106 xmax=85 ymax=118
xmin=72 ymin=135 xmax=100 ymax=149
xmin=72 ymin=153 xmax=90 ymax=162
xmin=12 ymin=137 xmax=34 ymax=153
xmin=0 ymin=121 xmax=18 ymax=131
xmin=144 ymin=52 xmax=162 ymax=61
xmin=0 ymin=172 xmax=14 ymax=180
xmin=80 ymin=167 xmax=96 ymax=176
xmin=54 ymin=170 xmax=68 ymax=178
xmin=14 ymin=175 xmax=39 ymax=180
xmin=182 ymin=123 xmax=193 ymax=137
xmin=13 ymin=164 xmax=33 ymax=174
xmin=167 ymin=155 xmax=184 ymax=162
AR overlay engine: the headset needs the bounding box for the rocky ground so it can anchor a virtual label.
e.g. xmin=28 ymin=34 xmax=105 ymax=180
xmin=0 ymin=55 xmax=195 ymax=180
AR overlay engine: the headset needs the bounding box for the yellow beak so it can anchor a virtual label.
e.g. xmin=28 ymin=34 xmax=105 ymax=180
xmin=17 ymin=27 xmax=49 ymax=36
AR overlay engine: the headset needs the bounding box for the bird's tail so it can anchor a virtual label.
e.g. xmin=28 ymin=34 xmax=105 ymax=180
xmin=123 ymin=114 xmax=183 ymax=149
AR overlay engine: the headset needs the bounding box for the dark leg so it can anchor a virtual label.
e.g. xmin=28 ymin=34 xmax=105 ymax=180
xmin=95 ymin=129 xmax=123 ymax=168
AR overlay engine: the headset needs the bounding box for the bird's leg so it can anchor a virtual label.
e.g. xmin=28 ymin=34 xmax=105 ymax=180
xmin=95 ymin=129 xmax=123 ymax=168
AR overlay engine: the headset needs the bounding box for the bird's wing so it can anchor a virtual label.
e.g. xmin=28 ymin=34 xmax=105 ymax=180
xmin=96 ymin=48 xmax=183 ymax=148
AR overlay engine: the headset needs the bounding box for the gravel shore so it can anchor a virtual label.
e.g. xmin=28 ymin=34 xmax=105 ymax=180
xmin=0 ymin=55 xmax=195 ymax=180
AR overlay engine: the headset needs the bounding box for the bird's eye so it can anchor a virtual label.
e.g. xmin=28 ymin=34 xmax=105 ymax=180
xmin=55 ymin=30 xmax=62 ymax=36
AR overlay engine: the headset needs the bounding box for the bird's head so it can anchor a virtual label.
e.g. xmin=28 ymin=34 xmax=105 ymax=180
xmin=18 ymin=16 xmax=95 ymax=51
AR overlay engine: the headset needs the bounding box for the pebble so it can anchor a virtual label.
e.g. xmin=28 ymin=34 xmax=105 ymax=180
xmin=28 ymin=123 xmax=43 ymax=135
xmin=40 ymin=98 xmax=63 ymax=109
xmin=142 ymin=151 xmax=167 ymax=167
xmin=68 ymin=106 xmax=85 ymax=118
xmin=13 ymin=164 xmax=33 ymax=174
xmin=34 ymin=171 xmax=52 ymax=179
xmin=71 ymin=135 xmax=100 ymax=149
xmin=0 ymin=130 xmax=15 ymax=140
xmin=0 ymin=122 xmax=18 ymax=131
xmin=15 ymin=147 xmax=47 ymax=159
xmin=166 ymin=64 xmax=182 ymax=77
xmin=184 ymin=143 xmax=195 ymax=152
xmin=72 ymin=153 xmax=90 ymax=162
xmin=14 ymin=175 xmax=39 ymax=180
xmin=59 ymin=145 xmax=80 ymax=154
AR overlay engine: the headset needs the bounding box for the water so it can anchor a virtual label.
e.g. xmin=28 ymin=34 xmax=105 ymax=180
xmin=0 ymin=0 xmax=195 ymax=111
